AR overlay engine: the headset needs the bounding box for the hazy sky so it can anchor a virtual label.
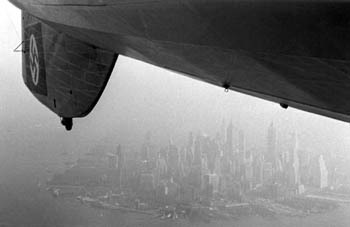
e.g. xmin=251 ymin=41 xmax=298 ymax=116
xmin=1 ymin=1 xmax=350 ymax=156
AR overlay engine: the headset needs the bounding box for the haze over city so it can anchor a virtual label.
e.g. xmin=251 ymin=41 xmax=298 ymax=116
xmin=1 ymin=1 xmax=350 ymax=227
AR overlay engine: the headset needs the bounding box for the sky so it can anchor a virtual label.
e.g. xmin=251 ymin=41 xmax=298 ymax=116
xmin=1 ymin=1 xmax=350 ymax=157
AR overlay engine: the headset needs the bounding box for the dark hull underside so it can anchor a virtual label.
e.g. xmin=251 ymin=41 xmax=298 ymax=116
xmin=10 ymin=0 xmax=350 ymax=122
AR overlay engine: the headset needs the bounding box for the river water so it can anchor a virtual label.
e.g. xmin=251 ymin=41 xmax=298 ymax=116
xmin=0 ymin=179 xmax=349 ymax=227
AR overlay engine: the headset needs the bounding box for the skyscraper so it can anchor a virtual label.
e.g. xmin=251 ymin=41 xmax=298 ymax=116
xmin=140 ymin=131 xmax=152 ymax=161
xmin=190 ymin=134 xmax=202 ymax=188
xmin=226 ymin=120 xmax=233 ymax=156
xmin=319 ymin=155 xmax=328 ymax=189
xmin=266 ymin=122 xmax=277 ymax=167
xmin=289 ymin=131 xmax=300 ymax=187
xmin=238 ymin=129 xmax=245 ymax=154
xmin=116 ymin=144 xmax=124 ymax=188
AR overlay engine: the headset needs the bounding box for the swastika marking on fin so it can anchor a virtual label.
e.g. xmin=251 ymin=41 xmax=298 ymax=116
xmin=29 ymin=34 xmax=39 ymax=86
